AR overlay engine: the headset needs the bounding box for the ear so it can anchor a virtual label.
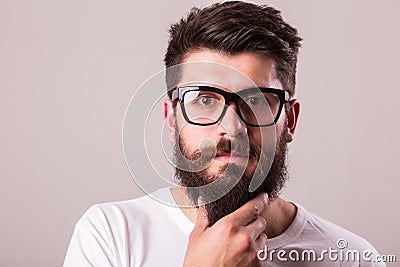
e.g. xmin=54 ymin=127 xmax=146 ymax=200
xmin=164 ymin=99 xmax=176 ymax=142
xmin=286 ymin=99 xmax=300 ymax=143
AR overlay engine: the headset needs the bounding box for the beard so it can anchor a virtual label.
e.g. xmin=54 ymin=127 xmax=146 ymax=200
xmin=173 ymin=125 xmax=289 ymax=227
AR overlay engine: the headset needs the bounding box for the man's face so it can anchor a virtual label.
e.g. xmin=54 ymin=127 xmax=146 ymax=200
xmin=165 ymin=50 xmax=290 ymax=226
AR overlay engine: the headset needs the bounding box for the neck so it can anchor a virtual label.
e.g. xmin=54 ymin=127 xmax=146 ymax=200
xmin=170 ymin=186 xmax=297 ymax=238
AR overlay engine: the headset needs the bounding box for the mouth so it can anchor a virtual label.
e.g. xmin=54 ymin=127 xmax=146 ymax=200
xmin=215 ymin=152 xmax=249 ymax=163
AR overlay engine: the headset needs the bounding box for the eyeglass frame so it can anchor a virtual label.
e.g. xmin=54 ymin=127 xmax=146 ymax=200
xmin=169 ymin=85 xmax=290 ymax=127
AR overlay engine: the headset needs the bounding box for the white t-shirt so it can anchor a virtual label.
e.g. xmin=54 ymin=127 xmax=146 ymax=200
xmin=63 ymin=188 xmax=385 ymax=267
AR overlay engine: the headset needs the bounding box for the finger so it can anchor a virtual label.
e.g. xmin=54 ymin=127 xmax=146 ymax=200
xmin=228 ymin=193 xmax=269 ymax=226
xmin=254 ymin=232 xmax=268 ymax=251
xmin=244 ymin=216 xmax=267 ymax=241
xmin=192 ymin=198 xmax=209 ymax=234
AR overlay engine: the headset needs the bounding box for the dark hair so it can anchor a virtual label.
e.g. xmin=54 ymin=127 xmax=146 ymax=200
xmin=164 ymin=1 xmax=302 ymax=98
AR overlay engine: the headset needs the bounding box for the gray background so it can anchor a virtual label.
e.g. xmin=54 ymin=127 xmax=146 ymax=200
xmin=1 ymin=0 xmax=399 ymax=266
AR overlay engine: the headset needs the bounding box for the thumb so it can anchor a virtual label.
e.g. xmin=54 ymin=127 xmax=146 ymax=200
xmin=193 ymin=197 xmax=209 ymax=233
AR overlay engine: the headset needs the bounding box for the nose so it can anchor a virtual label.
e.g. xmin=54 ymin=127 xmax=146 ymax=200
xmin=217 ymin=102 xmax=247 ymax=137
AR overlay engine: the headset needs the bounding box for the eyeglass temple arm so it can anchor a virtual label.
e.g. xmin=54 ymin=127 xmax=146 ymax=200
xmin=284 ymin=91 xmax=291 ymax=103
xmin=169 ymin=88 xmax=178 ymax=100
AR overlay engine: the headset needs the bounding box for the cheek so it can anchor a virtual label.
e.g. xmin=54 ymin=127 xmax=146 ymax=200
xmin=249 ymin=126 xmax=278 ymax=149
xmin=175 ymin=103 xmax=217 ymax=142
xmin=177 ymin=123 xmax=216 ymax=153
xmin=174 ymin=106 xmax=185 ymax=132
xmin=247 ymin=128 xmax=261 ymax=147
xmin=274 ymin=118 xmax=287 ymax=141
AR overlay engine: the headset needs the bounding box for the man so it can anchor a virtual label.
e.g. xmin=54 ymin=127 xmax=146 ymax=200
xmin=64 ymin=1 xmax=384 ymax=266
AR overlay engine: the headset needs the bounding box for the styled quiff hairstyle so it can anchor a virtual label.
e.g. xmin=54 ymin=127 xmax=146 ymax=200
xmin=164 ymin=1 xmax=302 ymax=99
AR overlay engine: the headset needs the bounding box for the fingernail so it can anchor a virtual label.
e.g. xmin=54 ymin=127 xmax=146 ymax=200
xmin=197 ymin=196 xmax=204 ymax=207
xmin=264 ymin=193 xmax=269 ymax=204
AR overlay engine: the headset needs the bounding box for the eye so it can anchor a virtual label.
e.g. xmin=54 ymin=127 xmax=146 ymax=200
xmin=247 ymin=96 xmax=262 ymax=106
xmin=185 ymin=91 xmax=220 ymax=107
xmin=198 ymin=96 xmax=213 ymax=105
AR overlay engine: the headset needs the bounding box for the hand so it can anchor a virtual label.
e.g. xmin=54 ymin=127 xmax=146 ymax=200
xmin=183 ymin=193 xmax=269 ymax=267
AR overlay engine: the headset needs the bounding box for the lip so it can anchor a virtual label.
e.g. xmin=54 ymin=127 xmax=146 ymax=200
xmin=216 ymin=151 xmax=249 ymax=156
xmin=215 ymin=153 xmax=249 ymax=162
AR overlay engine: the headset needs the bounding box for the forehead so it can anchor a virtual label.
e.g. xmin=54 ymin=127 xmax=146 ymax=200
xmin=179 ymin=49 xmax=282 ymax=92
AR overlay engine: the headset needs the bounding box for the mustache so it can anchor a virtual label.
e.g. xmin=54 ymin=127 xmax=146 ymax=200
xmin=191 ymin=138 xmax=261 ymax=161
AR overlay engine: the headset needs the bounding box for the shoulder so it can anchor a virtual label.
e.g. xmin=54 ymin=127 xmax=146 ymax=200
xmin=76 ymin=188 xmax=171 ymax=232
xmin=63 ymin=188 xmax=178 ymax=266
xmin=295 ymin=203 xmax=385 ymax=266
xmin=301 ymin=206 xmax=373 ymax=250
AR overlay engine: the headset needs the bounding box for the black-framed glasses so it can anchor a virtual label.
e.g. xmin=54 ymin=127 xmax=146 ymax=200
xmin=170 ymin=86 xmax=289 ymax=127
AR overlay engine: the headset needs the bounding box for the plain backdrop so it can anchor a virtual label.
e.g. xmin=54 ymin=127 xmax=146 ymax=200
xmin=1 ymin=0 xmax=399 ymax=266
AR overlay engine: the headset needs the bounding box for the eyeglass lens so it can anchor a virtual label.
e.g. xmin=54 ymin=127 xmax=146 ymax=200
xmin=182 ymin=89 xmax=280 ymax=126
